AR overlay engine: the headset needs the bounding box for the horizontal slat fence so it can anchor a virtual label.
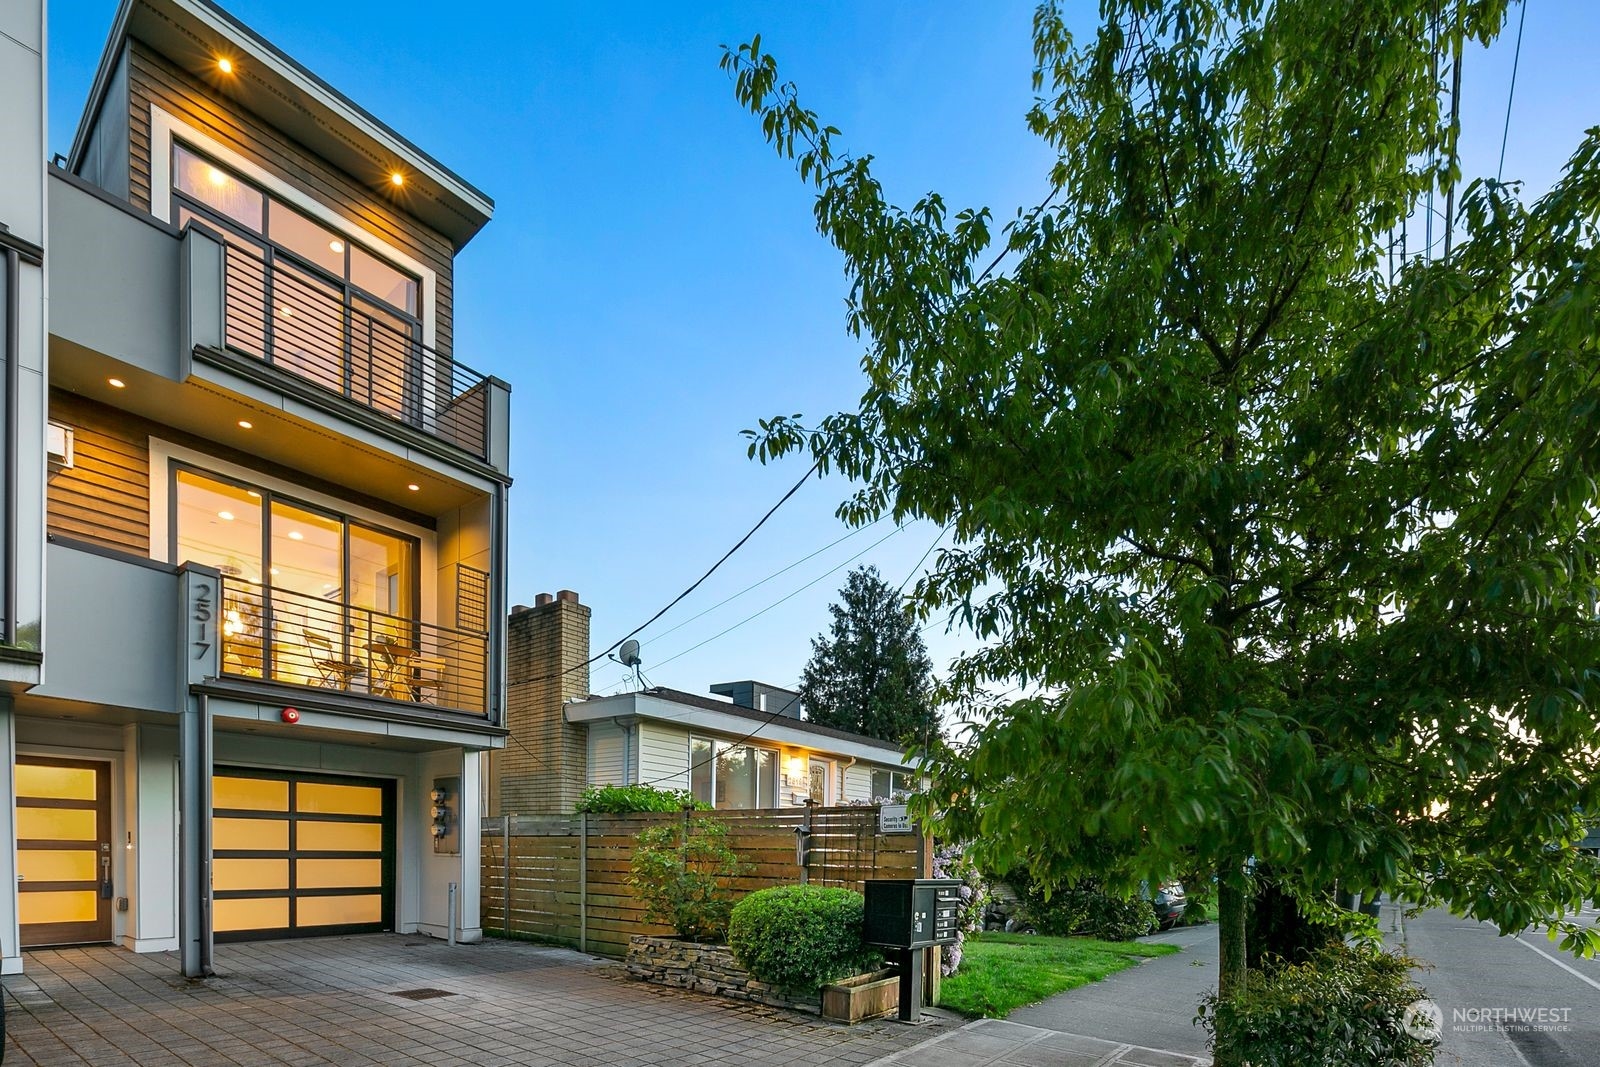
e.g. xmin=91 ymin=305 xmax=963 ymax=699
xmin=482 ymin=806 xmax=926 ymax=958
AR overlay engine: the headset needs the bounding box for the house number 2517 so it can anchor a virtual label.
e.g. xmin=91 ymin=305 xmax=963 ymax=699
xmin=192 ymin=582 xmax=213 ymax=660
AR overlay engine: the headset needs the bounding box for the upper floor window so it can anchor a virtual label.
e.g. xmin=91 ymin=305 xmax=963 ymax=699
xmin=172 ymin=142 xmax=419 ymax=318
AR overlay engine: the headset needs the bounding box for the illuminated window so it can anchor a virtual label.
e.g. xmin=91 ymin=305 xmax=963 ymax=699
xmin=688 ymin=737 xmax=777 ymax=810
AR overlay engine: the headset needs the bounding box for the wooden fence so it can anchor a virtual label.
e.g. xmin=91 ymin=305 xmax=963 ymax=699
xmin=480 ymin=805 xmax=928 ymax=958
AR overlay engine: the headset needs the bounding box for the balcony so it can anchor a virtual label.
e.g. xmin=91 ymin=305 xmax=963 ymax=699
xmin=218 ymin=240 xmax=492 ymax=460
xmin=218 ymin=576 xmax=488 ymax=717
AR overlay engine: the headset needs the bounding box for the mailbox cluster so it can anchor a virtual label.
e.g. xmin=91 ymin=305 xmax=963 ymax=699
xmin=862 ymin=878 xmax=963 ymax=950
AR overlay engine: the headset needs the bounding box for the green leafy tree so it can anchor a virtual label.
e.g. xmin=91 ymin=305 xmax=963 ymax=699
xmin=722 ymin=0 xmax=1600 ymax=1034
xmin=798 ymin=565 xmax=940 ymax=745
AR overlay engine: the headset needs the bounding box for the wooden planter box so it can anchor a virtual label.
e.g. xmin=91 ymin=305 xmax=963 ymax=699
xmin=821 ymin=968 xmax=901 ymax=1023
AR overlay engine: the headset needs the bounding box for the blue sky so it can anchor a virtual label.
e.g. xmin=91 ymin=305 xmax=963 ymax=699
xmin=46 ymin=0 xmax=1597 ymax=701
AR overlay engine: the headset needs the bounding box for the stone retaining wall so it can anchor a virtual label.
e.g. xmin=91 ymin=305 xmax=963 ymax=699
xmin=625 ymin=935 xmax=818 ymax=1014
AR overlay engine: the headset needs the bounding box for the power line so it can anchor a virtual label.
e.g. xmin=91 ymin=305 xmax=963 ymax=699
xmin=643 ymin=523 xmax=907 ymax=675
xmin=586 ymin=517 xmax=888 ymax=693
xmin=897 ymin=522 xmax=951 ymax=595
xmin=1498 ymin=0 xmax=1528 ymax=182
xmin=647 ymin=516 xmax=887 ymax=645
xmin=517 ymin=460 xmax=820 ymax=687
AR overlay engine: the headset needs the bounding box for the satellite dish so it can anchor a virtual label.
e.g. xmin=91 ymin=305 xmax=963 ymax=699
xmin=618 ymin=639 xmax=642 ymax=668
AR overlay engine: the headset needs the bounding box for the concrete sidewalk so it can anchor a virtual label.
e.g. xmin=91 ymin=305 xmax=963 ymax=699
xmin=1004 ymin=924 xmax=1219 ymax=1058
xmin=865 ymin=1019 xmax=1208 ymax=1067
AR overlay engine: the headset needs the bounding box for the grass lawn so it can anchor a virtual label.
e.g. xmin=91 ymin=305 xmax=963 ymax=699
xmin=939 ymin=932 xmax=1180 ymax=1019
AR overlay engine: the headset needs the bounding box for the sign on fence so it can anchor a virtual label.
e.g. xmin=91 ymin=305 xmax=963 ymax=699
xmin=878 ymin=803 xmax=912 ymax=834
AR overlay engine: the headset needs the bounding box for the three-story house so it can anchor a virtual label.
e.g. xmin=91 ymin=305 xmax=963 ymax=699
xmin=0 ymin=0 xmax=510 ymax=977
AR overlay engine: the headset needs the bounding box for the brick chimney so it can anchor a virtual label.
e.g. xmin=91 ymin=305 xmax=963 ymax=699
xmin=492 ymin=590 xmax=590 ymax=815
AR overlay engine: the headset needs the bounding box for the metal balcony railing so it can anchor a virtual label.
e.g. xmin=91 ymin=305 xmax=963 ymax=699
xmin=218 ymin=577 xmax=489 ymax=717
xmin=220 ymin=243 xmax=490 ymax=459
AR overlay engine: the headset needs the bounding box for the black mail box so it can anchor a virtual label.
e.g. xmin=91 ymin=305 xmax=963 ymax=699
xmin=861 ymin=878 xmax=962 ymax=949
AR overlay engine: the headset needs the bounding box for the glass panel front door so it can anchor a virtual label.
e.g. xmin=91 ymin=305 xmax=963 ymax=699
xmin=16 ymin=757 xmax=112 ymax=946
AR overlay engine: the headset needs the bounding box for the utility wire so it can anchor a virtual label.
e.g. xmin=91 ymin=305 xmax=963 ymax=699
xmin=643 ymin=523 xmax=907 ymax=675
xmin=1497 ymin=0 xmax=1528 ymax=181
xmin=648 ymin=516 xmax=886 ymax=645
xmin=517 ymin=460 xmax=820 ymax=687
xmin=897 ymin=522 xmax=951 ymax=595
xmin=586 ymin=517 xmax=887 ymax=693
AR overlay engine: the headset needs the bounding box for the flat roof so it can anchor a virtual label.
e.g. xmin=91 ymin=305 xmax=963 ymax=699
xmin=68 ymin=0 xmax=494 ymax=250
xmin=567 ymin=687 xmax=914 ymax=766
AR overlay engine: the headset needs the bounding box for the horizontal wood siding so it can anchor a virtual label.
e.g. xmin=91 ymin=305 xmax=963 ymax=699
xmin=125 ymin=41 xmax=456 ymax=354
xmin=587 ymin=723 xmax=625 ymax=788
xmin=638 ymin=721 xmax=688 ymax=791
xmin=842 ymin=763 xmax=874 ymax=804
xmin=481 ymin=808 xmax=925 ymax=958
xmin=47 ymin=392 xmax=150 ymax=555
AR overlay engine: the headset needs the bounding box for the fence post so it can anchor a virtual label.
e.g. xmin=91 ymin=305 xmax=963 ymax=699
xmin=501 ymin=814 xmax=511 ymax=937
xmin=579 ymin=811 xmax=589 ymax=954
xmin=798 ymin=799 xmax=814 ymax=884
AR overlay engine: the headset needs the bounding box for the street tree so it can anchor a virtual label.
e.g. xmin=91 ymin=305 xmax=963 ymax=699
xmin=798 ymin=565 xmax=940 ymax=746
xmin=722 ymin=0 xmax=1600 ymax=1011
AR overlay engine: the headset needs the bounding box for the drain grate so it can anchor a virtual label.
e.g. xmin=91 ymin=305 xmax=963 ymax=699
xmin=390 ymin=987 xmax=457 ymax=1001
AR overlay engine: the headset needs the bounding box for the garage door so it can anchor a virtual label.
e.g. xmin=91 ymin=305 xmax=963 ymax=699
xmin=212 ymin=769 xmax=395 ymax=941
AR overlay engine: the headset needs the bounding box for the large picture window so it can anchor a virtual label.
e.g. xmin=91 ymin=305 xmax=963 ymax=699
xmin=173 ymin=465 xmax=419 ymax=691
xmin=689 ymin=737 xmax=778 ymax=810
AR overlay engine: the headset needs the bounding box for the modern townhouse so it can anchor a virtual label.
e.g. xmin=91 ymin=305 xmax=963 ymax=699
xmin=0 ymin=0 xmax=510 ymax=977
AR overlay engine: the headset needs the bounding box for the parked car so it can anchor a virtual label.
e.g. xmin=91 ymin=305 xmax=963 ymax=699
xmin=1149 ymin=880 xmax=1187 ymax=928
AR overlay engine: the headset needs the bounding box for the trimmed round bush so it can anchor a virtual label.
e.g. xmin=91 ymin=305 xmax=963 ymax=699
xmin=727 ymin=885 xmax=883 ymax=994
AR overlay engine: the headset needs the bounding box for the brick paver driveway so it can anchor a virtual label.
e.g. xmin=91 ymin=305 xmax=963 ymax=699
xmin=1 ymin=935 xmax=945 ymax=1066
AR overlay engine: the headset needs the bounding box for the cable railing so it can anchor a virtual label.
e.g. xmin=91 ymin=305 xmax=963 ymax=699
xmin=218 ymin=576 xmax=488 ymax=717
xmin=220 ymin=242 xmax=490 ymax=459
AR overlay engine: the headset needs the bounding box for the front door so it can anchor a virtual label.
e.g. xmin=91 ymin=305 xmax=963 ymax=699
xmin=16 ymin=756 xmax=113 ymax=947
xmin=809 ymin=758 xmax=833 ymax=806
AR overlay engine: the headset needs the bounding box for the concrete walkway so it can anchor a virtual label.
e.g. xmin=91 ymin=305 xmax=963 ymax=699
xmin=1005 ymin=924 xmax=1219 ymax=1058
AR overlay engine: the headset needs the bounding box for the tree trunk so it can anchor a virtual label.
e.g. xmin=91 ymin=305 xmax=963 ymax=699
xmin=1217 ymin=863 xmax=1249 ymax=999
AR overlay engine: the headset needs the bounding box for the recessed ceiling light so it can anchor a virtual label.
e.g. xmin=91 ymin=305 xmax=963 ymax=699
xmin=108 ymin=377 xmax=126 ymax=389
xmin=269 ymin=567 xmax=280 ymax=576
xmin=288 ymin=531 xmax=303 ymax=541
xmin=247 ymin=490 xmax=261 ymax=498
xmin=407 ymin=483 xmax=420 ymax=492
xmin=389 ymin=171 xmax=404 ymax=187
xmin=217 ymin=57 xmax=234 ymax=75
xmin=329 ymin=240 xmax=345 ymax=254
xmin=276 ymin=304 xmax=294 ymax=318
xmin=207 ymin=166 xmax=228 ymax=188
xmin=238 ymin=420 xmax=253 ymax=430
xmin=218 ymin=511 xmax=235 ymax=521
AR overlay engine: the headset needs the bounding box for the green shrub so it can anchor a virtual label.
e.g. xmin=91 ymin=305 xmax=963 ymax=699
xmin=629 ymin=818 xmax=744 ymax=941
xmin=727 ymin=885 xmax=883 ymax=994
xmin=1020 ymin=879 xmax=1157 ymax=941
xmin=576 ymin=784 xmax=708 ymax=813
xmin=1197 ymin=945 xmax=1436 ymax=1067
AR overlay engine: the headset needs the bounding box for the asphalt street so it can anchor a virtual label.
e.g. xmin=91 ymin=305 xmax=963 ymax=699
xmin=1391 ymin=903 xmax=1600 ymax=1067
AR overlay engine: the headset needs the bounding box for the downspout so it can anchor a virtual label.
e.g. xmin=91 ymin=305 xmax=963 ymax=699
xmin=3 ymin=241 xmax=21 ymax=645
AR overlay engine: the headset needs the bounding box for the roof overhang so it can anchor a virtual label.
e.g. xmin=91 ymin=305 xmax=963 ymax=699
xmin=566 ymin=692 xmax=914 ymax=768
xmin=68 ymin=0 xmax=493 ymax=251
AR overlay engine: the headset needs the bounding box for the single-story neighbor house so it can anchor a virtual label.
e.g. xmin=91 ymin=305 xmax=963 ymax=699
xmin=567 ymin=683 xmax=917 ymax=809
xmin=487 ymin=591 xmax=916 ymax=815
